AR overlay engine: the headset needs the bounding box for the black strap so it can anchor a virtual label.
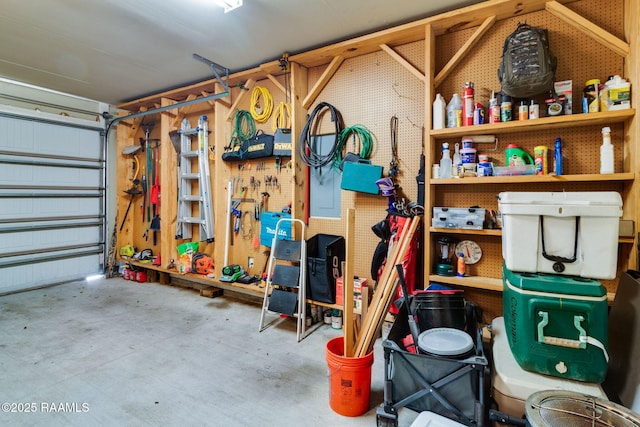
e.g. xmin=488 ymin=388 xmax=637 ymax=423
xmin=540 ymin=216 xmax=579 ymax=264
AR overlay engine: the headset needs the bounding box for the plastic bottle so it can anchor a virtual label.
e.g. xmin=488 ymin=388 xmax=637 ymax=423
xmin=600 ymin=127 xmax=614 ymax=174
xmin=529 ymin=100 xmax=539 ymax=119
xmin=489 ymin=91 xmax=500 ymax=124
xmin=553 ymin=138 xmax=563 ymax=176
xmin=605 ymin=75 xmax=631 ymax=111
xmin=500 ymin=94 xmax=513 ymax=122
xmin=447 ymin=93 xmax=462 ymax=128
xmin=457 ymin=253 xmax=466 ymax=277
xmin=462 ymin=82 xmax=475 ymax=126
xmin=440 ymin=142 xmax=452 ymax=178
xmin=518 ymin=101 xmax=528 ymax=120
xmin=433 ymin=93 xmax=446 ymax=129
xmin=452 ymin=143 xmax=462 ymax=177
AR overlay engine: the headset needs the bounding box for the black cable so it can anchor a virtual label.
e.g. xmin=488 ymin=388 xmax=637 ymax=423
xmin=298 ymin=102 xmax=344 ymax=168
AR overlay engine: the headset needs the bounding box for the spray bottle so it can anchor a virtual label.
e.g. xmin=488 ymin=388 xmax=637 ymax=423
xmin=553 ymin=137 xmax=563 ymax=176
xmin=600 ymin=127 xmax=614 ymax=174
xmin=440 ymin=142 xmax=452 ymax=178
xmin=452 ymin=143 xmax=461 ymax=177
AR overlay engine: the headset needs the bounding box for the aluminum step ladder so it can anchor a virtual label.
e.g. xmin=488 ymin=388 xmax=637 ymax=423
xmin=258 ymin=218 xmax=307 ymax=342
xmin=175 ymin=116 xmax=215 ymax=242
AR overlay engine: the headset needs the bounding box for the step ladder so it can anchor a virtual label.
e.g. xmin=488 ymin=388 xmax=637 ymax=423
xmin=175 ymin=116 xmax=215 ymax=242
xmin=258 ymin=218 xmax=307 ymax=342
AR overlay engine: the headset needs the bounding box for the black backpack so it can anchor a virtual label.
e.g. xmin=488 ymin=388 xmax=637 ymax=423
xmin=498 ymin=23 xmax=557 ymax=98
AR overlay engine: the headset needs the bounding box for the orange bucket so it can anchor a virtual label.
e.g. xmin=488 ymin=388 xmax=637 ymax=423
xmin=326 ymin=336 xmax=374 ymax=417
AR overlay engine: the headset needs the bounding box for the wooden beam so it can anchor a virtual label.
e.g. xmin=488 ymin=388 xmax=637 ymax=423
xmin=176 ymin=94 xmax=198 ymax=117
xmin=266 ymin=74 xmax=286 ymax=95
xmin=343 ymin=208 xmax=356 ymax=357
xmin=302 ymin=56 xmax=344 ymax=109
xmin=545 ymin=0 xmax=629 ymax=57
xmin=226 ymin=78 xmax=255 ymax=122
xmin=380 ymin=44 xmax=425 ymax=82
xmin=434 ymin=15 xmax=496 ymax=88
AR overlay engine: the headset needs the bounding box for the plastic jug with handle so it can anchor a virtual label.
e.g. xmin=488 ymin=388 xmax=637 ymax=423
xmin=505 ymin=143 xmax=534 ymax=166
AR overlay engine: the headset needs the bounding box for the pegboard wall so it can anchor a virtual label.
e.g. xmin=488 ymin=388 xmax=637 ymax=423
xmin=305 ymin=40 xmax=426 ymax=284
xmin=222 ymin=76 xmax=294 ymax=276
xmin=429 ymin=0 xmax=626 ymax=320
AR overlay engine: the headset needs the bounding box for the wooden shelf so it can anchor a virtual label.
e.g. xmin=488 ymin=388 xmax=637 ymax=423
xmin=428 ymin=274 xmax=616 ymax=303
xmin=430 ymin=227 xmax=501 ymax=236
xmin=428 ymin=274 xmax=503 ymax=292
xmin=430 ymin=109 xmax=635 ymax=139
xmin=431 ymin=172 xmax=635 ymax=185
xmin=430 ymin=228 xmax=634 ymax=244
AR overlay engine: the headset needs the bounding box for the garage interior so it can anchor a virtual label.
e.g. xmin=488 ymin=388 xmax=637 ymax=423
xmin=2 ymin=0 xmax=640 ymax=426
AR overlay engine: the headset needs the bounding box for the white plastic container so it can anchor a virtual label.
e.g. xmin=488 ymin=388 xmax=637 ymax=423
xmin=433 ymin=93 xmax=446 ymax=129
xmin=605 ymin=75 xmax=631 ymax=111
xmin=446 ymin=93 xmax=462 ymax=128
xmin=600 ymin=126 xmax=614 ymax=174
xmin=491 ymin=317 xmax=606 ymax=419
xmin=498 ymin=191 xmax=622 ymax=279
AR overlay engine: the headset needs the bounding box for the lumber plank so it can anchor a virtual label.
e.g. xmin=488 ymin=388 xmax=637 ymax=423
xmin=226 ymin=78 xmax=255 ymax=122
xmin=343 ymin=208 xmax=356 ymax=357
xmin=302 ymin=56 xmax=344 ymax=109
xmin=380 ymin=44 xmax=425 ymax=82
xmin=434 ymin=15 xmax=496 ymax=88
xmin=545 ymin=1 xmax=628 ymax=57
xmin=354 ymin=216 xmax=420 ymax=357
xmin=266 ymin=74 xmax=286 ymax=95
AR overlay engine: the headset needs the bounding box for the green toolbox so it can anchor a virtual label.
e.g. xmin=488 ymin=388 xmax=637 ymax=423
xmin=502 ymin=263 xmax=609 ymax=383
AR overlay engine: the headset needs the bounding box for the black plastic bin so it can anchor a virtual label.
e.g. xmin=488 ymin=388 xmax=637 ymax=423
xmin=306 ymin=234 xmax=344 ymax=304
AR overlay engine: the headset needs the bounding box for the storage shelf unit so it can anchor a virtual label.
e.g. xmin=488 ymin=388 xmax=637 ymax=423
xmin=430 ymin=109 xmax=635 ymax=138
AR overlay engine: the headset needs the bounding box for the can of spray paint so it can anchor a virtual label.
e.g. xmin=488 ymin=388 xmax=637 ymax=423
xmin=462 ymin=82 xmax=474 ymax=126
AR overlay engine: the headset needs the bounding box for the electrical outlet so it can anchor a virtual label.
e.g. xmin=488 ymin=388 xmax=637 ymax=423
xmin=248 ymin=257 xmax=254 ymax=269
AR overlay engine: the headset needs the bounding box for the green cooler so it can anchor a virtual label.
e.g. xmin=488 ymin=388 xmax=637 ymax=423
xmin=502 ymin=263 xmax=609 ymax=383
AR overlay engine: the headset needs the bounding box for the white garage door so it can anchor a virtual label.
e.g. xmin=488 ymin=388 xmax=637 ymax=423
xmin=0 ymin=112 xmax=105 ymax=294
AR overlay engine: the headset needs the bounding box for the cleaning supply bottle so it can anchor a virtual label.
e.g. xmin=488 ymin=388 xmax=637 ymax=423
xmin=489 ymin=91 xmax=500 ymax=124
xmin=452 ymin=142 xmax=462 ymax=177
xmin=600 ymin=127 xmax=614 ymax=174
xmin=447 ymin=93 xmax=462 ymax=128
xmin=440 ymin=142 xmax=452 ymax=178
xmin=457 ymin=253 xmax=466 ymax=277
xmin=462 ymin=82 xmax=475 ymax=126
xmin=553 ymin=137 xmax=563 ymax=176
xmin=433 ymin=93 xmax=446 ymax=129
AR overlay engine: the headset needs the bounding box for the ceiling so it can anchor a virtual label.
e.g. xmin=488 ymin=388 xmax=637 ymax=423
xmin=1 ymin=0 xmax=482 ymax=106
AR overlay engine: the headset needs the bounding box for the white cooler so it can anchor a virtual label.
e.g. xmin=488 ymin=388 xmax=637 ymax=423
xmin=498 ymin=191 xmax=622 ymax=279
xmin=491 ymin=317 xmax=607 ymax=418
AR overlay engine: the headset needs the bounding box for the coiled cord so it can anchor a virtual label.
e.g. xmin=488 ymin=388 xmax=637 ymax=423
xmin=333 ymin=124 xmax=374 ymax=169
xmin=298 ymin=102 xmax=344 ymax=168
xmin=271 ymin=101 xmax=291 ymax=131
xmin=228 ymin=110 xmax=256 ymax=149
xmin=250 ymin=86 xmax=273 ymax=123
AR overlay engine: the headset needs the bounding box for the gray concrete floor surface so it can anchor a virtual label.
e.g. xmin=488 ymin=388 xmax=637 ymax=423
xmin=0 ymin=277 xmax=421 ymax=426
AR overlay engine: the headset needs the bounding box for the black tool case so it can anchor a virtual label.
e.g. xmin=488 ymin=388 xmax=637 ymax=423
xmin=376 ymin=304 xmax=488 ymax=427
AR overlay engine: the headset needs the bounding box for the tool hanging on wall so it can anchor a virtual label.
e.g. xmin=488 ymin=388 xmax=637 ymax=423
xmin=120 ymin=144 xmax=143 ymax=232
xmin=141 ymin=122 xmax=155 ymax=224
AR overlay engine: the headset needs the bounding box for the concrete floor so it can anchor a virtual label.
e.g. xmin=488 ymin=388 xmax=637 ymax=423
xmin=0 ymin=277 xmax=421 ymax=427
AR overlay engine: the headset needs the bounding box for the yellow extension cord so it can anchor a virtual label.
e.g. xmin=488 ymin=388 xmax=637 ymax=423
xmin=271 ymin=101 xmax=291 ymax=131
xmin=250 ymin=86 xmax=273 ymax=123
